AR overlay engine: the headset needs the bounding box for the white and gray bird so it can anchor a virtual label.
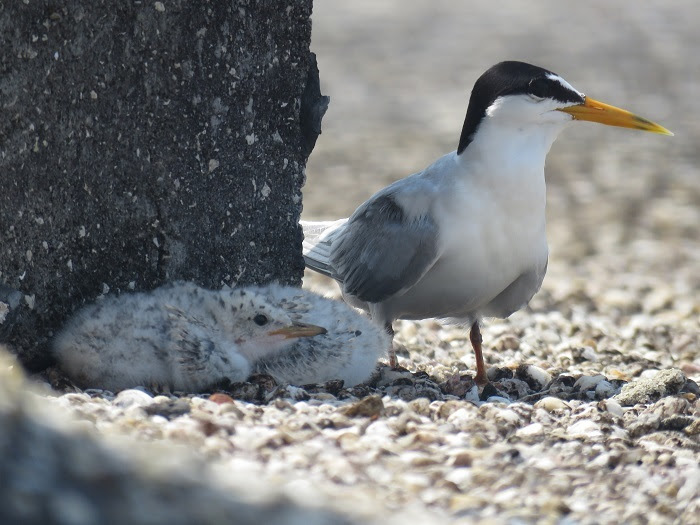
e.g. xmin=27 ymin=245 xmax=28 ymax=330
xmin=53 ymin=282 xmax=389 ymax=392
xmin=302 ymin=61 xmax=672 ymax=385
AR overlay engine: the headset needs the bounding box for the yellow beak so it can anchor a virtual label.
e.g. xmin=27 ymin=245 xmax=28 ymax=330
xmin=267 ymin=322 xmax=327 ymax=339
xmin=558 ymin=96 xmax=673 ymax=136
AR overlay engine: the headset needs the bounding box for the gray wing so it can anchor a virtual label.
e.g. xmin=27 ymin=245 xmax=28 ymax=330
xmin=330 ymin=190 xmax=439 ymax=303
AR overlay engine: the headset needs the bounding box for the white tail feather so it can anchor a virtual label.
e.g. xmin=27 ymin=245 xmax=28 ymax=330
xmin=300 ymin=219 xmax=347 ymax=278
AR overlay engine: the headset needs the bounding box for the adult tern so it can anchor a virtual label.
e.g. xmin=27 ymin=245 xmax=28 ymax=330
xmin=302 ymin=61 xmax=672 ymax=385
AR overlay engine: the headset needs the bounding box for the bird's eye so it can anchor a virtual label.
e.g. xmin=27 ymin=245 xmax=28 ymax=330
xmin=253 ymin=314 xmax=268 ymax=326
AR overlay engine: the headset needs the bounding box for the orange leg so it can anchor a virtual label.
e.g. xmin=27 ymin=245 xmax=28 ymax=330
xmin=469 ymin=321 xmax=488 ymax=386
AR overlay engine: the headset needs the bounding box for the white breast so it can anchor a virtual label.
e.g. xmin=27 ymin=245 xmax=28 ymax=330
xmin=378 ymin=122 xmax=554 ymax=322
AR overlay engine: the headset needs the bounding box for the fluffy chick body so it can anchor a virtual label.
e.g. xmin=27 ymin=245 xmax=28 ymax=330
xmin=251 ymin=284 xmax=389 ymax=386
xmin=53 ymin=282 xmax=387 ymax=392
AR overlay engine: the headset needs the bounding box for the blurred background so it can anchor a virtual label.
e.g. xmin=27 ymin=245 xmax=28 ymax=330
xmin=303 ymin=1 xmax=699 ymax=325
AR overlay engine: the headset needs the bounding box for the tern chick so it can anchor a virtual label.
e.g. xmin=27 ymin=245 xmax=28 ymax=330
xmin=302 ymin=60 xmax=672 ymax=384
xmin=53 ymin=282 xmax=388 ymax=392
xmin=250 ymin=284 xmax=389 ymax=386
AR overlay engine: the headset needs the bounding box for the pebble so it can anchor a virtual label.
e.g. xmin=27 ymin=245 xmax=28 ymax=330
xmin=142 ymin=399 xmax=191 ymax=420
xmin=566 ymin=419 xmax=603 ymax=440
xmin=534 ymin=397 xmax=571 ymax=413
xmin=208 ymin=393 xmax=236 ymax=405
xmin=516 ymin=364 xmax=553 ymax=390
xmin=626 ymin=412 xmax=661 ymax=438
xmin=574 ymin=374 xmax=607 ymax=392
xmin=486 ymin=366 xmax=514 ymax=381
xmin=113 ymin=389 xmax=154 ymax=408
xmin=598 ymin=399 xmax=624 ymax=418
xmin=615 ymin=369 xmax=688 ymax=406
xmin=516 ymin=422 xmax=545 ymax=439
xmin=340 ymin=395 xmax=384 ymax=418
xmin=594 ymin=380 xmax=618 ymax=399
xmin=485 ymin=395 xmax=511 ymax=405
xmin=649 ymin=396 xmax=690 ymax=419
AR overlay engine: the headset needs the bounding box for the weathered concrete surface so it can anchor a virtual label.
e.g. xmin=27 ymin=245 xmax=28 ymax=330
xmin=0 ymin=1 xmax=319 ymax=369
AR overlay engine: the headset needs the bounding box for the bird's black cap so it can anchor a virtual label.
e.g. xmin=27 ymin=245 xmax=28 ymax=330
xmin=457 ymin=61 xmax=585 ymax=154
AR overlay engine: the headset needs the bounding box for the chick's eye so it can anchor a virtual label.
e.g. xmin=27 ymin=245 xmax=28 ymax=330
xmin=253 ymin=314 xmax=268 ymax=326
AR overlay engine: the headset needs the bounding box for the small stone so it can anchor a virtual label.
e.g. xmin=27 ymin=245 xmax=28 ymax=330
xmin=534 ymin=396 xmax=570 ymax=413
xmin=681 ymin=378 xmax=700 ymax=395
xmin=659 ymin=416 xmax=695 ymax=432
xmin=479 ymin=382 xmax=501 ymax=401
xmin=515 ymin=364 xmax=552 ymax=390
xmin=683 ymin=419 xmax=700 ymax=436
xmin=143 ymin=399 xmax=191 ymax=420
xmin=341 ymin=395 xmax=384 ymax=418
xmin=484 ymin=395 xmax=511 ymax=405
xmin=407 ymin=397 xmax=431 ymax=416
xmin=308 ymin=392 xmax=336 ymax=402
xmin=566 ymin=419 xmax=602 ymax=440
xmin=249 ymin=373 xmax=278 ymax=392
xmin=376 ymin=367 xmax=413 ymax=388
xmin=594 ymin=380 xmax=618 ymax=399
xmin=572 ymin=345 xmax=599 ymax=363
xmin=208 ymin=393 xmax=235 ymax=405
xmin=650 ymin=396 xmax=690 ymax=419
xmin=113 ymin=389 xmax=154 ymax=408
xmin=495 ymin=378 xmax=530 ymax=400
xmin=574 ymin=374 xmax=607 ymax=392
xmin=449 ymin=450 xmax=475 ymax=467
xmin=320 ymin=379 xmax=345 ymax=396
xmin=486 ymin=366 xmax=513 ymax=382
xmin=492 ymin=334 xmax=520 ymax=351
xmin=615 ymin=369 xmax=687 ymax=406
xmin=437 ymin=400 xmax=466 ymax=419
xmin=516 ymin=422 xmax=544 ymax=439
xmin=218 ymin=402 xmax=245 ymax=418
xmin=598 ymin=398 xmax=624 ymax=417
xmin=627 ymin=412 xmax=661 ymax=438
xmin=551 ymin=374 xmax=577 ymax=389
xmin=446 ymin=407 xmax=478 ymax=430
xmin=680 ymin=362 xmax=700 ymax=376
xmin=228 ymin=381 xmax=260 ymax=403
xmin=440 ymin=373 xmax=476 ymax=397
xmin=607 ymin=369 xmax=632 ymax=381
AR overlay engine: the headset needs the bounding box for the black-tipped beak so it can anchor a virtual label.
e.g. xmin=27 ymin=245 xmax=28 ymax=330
xmin=558 ymin=96 xmax=673 ymax=135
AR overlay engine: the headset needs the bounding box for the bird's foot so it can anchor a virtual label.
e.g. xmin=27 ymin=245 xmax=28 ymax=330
xmin=474 ymin=372 xmax=490 ymax=388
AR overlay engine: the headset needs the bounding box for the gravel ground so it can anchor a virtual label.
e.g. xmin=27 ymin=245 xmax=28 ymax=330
xmin=6 ymin=2 xmax=699 ymax=524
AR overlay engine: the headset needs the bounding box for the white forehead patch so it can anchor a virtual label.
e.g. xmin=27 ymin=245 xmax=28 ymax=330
xmin=546 ymin=73 xmax=584 ymax=98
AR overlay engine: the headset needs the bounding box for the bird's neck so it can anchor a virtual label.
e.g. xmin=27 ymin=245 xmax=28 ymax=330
xmin=457 ymin=118 xmax=563 ymax=184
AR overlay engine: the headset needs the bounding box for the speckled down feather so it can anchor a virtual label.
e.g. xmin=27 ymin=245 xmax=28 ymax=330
xmin=53 ymin=282 xmax=388 ymax=392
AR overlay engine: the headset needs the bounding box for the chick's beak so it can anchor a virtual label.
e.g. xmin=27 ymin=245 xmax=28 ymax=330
xmin=267 ymin=322 xmax=327 ymax=339
xmin=558 ymin=96 xmax=673 ymax=135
